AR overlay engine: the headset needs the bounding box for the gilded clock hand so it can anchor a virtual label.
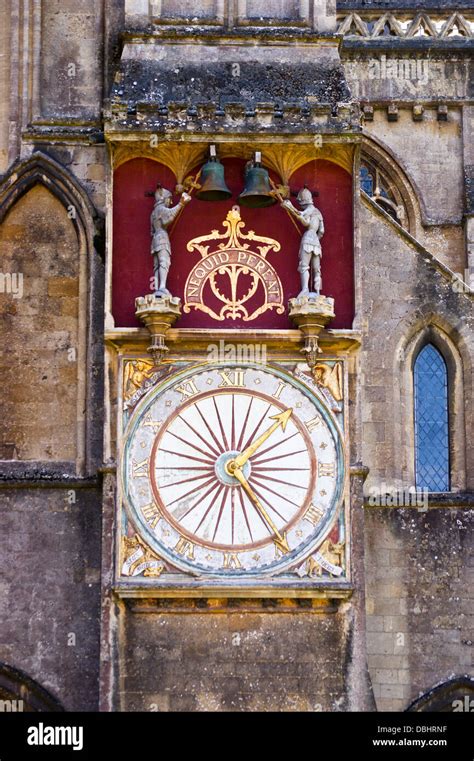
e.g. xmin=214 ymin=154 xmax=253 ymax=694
xmin=231 ymin=408 xmax=293 ymax=470
xmin=231 ymin=466 xmax=290 ymax=554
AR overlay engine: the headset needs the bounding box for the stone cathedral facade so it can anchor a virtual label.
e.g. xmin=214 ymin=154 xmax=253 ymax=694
xmin=0 ymin=0 xmax=473 ymax=713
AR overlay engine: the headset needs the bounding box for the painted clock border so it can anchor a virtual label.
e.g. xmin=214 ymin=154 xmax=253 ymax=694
xmin=115 ymin=357 xmax=351 ymax=596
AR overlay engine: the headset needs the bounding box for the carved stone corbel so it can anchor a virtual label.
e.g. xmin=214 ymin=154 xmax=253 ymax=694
xmin=288 ymin=294 xmax=335 ymax=368
xmin=135 ymin=293 xmax=181 ymax=366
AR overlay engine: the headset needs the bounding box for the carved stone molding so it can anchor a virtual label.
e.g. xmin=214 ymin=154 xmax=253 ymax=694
xmin=337 ymin=12 xmax=473 ymax=39
xmin=109 ymin=140 xmax=355 ymax=178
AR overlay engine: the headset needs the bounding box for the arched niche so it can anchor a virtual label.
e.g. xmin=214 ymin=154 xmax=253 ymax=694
xmin=0 ymin=152 xmax=102 ymax=474
xmin=111 ymin=156 xmax=354 ymax=329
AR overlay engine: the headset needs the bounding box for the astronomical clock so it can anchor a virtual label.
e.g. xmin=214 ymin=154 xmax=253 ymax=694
xmin=109 ymin=145 xmax=358 ymax=598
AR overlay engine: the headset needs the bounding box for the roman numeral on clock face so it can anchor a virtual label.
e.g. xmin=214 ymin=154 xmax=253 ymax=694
xmin=305 ymin=415 xmax=321 ymax=432
xmin=222 ymin=552 xmax=242 ymax=569
xmin=304 ymin=503 xmax=324 ymax=526
xmin=142 ymin=414 xmax=160 ymax=434
xmin=174 ymin=378 xmax=199 ymax=400
xmin=141 ymin=502 xmax=161 ymax=529
xmin=132 ymin=458 xmax=149 ymax=478
xmin=272 ymin=381 xmax=288 ymax=400
xmin=218 ymin=369 xmax=246 ymax=387
xmin=319 ymin=462 xmax=336 ymax=477
xmin=174 ymin=537 xmax=195 ymax=559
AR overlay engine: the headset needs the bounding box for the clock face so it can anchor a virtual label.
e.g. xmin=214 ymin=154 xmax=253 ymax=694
xmin=121 ymin=363 xmax=345 ymax=577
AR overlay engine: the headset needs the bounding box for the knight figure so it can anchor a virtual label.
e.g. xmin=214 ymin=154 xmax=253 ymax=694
xmin=150 ymin=185 xmax=191 ymax=296
xmin=282 ymin=187 xmax=325 ymax=298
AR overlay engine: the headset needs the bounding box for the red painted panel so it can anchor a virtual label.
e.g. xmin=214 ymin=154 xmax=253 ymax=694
xmin=112 ymin=157 xmax=354 ymax=329
xmin=291 ymin=159 xmax=354 ymax=330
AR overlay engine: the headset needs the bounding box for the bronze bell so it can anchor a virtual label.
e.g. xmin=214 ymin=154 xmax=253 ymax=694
xmin=238 ymin=153 xmax=277 ymax=208
xmin=196 ymin=152 xmax=232 ymax=202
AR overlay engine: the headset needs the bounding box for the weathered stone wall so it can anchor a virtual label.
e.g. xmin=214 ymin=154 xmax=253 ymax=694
xmin=359 ymin=197 xmax=474 ymax=710
xmin=343 ymin=52 xmax=470 ymax=273
xmin=0 ymin=0 xmax=106 ymax=710
xmin=344 ymin=58 xmax=471 ymax=108
xmin=119 ymin=605 xmax=350 ymax=711
xmin=358 ymin=197 xmax=473 ymax=493
xmin=0 ymin=486 xmax=101 ymax=710
xmin=364 ymin=109 xmax=464 ymax=227
xmin=40 ymin=0 xmax=103 ymax=121
xmin=0 ymin=2 xmax=10 ymax=173
xmin=129 ymin=0 xmax=336 ymax=30
xmin=33 ymin=144 xmax=108 ymax=214
xmin=365 ymin=508 xmax=474 ymax=712
xmin=338 ymin=0 xmax=471 ymax=8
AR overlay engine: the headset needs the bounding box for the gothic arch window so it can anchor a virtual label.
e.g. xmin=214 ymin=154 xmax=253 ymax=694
xmin=360 ymin=136 xmax=424 ymax=235
xmin=360 ymin=159 xmax=407 ymax=228
xmin=396 ymin=323 xmax=467 ymax=493
xmin=413 ymin=344 xmax=450 ymax=492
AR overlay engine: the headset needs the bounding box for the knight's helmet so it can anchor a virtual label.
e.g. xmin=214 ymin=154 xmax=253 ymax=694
xmin=297 ymin=186 xmax=313 ymax=208
xmin=154 ymin=185 xmax=172 ymax=205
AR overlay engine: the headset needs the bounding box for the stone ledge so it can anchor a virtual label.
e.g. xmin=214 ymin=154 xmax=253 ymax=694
xmin=114 ymin=582 xmax=354 ymax=603
xmin=121 ymin=27 xmax=342 ymax=42
xmin=0 ymin=462 xmax=101 ymax=488
xmin=104 ymin=327 xmax=362 ymax=354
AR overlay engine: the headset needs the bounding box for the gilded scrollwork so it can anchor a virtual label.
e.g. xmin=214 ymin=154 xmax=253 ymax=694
xmin=183 ymin=205 xmax=284 ymax=322
xmin=112 ymin=142 xmax=206 ymax=189
xmin=186 ymin=204 xmax=281 ymax=258
xmin=121 ymin=533 xmax=166 ymax=578
xmin=219 ymin=142 xmax=354 ymax=179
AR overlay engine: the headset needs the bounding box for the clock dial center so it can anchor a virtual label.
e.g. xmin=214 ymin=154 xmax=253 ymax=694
xmin=216 ymin=450 xmax=251 ymax=486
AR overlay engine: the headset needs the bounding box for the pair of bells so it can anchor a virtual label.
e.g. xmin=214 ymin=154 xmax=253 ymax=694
xmin=196 ymin=150 xmax=276 ymax=208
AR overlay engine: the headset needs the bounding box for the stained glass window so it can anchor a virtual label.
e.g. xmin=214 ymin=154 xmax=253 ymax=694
xmin=360 ymin=165 xmax=374 ymax=195
xmin=414 ymin=344 xmax=450 ymax=492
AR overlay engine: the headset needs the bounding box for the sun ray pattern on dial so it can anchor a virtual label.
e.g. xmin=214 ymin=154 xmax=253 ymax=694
xmin=152 ymin=391 xmax=312 ymax=548
xmin=123 ymin=363 xmax=344 ymax=577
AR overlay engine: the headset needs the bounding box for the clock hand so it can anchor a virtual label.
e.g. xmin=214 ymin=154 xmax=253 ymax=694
xmin=231 ymin=408 xmax=293 ymax=470
xmin=231 ymin=466 xmax=289 ymax=554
